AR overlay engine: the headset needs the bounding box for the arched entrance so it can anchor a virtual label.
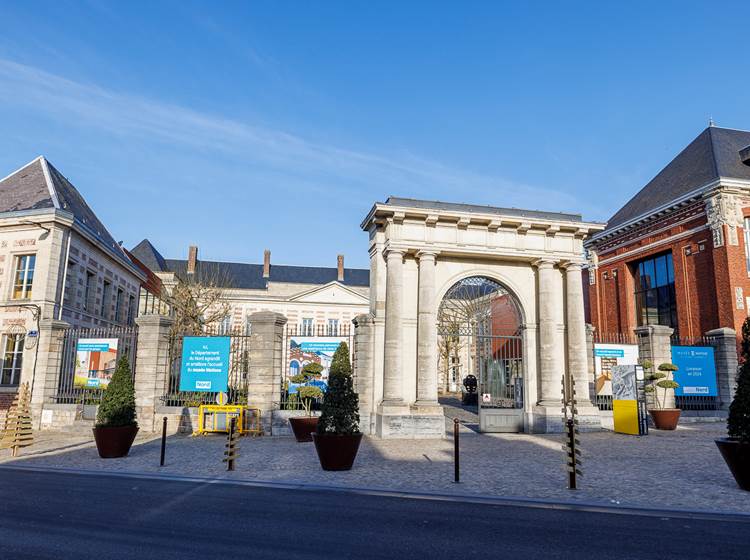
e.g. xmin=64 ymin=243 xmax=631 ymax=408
xmin=438 ymin=276 xmax=525 ymax=432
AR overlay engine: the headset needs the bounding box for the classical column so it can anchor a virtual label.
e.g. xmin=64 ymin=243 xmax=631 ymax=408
xmin=415 ymin=250 xmax=439 ymax=406
xmin=564 ymin=262 xmax=594 ymax=407
xmin=382 ymin=248 xmax=405 ymax=405
xmin=535 ymin=259 xmax=561 ymax=405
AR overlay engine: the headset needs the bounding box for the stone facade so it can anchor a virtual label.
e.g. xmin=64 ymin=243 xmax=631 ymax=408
xmin=357 ymin=198 xmax=605 ymax=437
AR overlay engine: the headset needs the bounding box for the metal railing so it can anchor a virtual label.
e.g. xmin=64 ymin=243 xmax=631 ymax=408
xmin=52 ymin=325 xmax=138 ymax=404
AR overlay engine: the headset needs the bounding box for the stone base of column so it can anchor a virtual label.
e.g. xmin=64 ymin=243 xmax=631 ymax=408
xmin=375 ymin=402 xmax=443 ymax=439
xmin=530 ymin=402 xmax=601 ymax=433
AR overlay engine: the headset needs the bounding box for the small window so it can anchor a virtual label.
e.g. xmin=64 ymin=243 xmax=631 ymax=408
xmin=0 ymin=334 xmax=24 ymax=386
xmin=302 ymin=318 xmax=314 ymax=336
xmin=327 ymin=319 xmax=339 ymax=336
xmin=127 ymin=295 xmax=135 ymax=325
xmin=114 ymin=288 xmax=124 ymax=322
xmin=218 ymin=315 xmax=231 ymax=335
xmin=12 ymin=255 xmax=35 ymax=299
xmin=84 ymin=271 xmax=96 ymax=312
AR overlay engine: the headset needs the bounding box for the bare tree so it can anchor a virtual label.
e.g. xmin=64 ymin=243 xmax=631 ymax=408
xmin=163 ymin=267 xmax=231 ymax=337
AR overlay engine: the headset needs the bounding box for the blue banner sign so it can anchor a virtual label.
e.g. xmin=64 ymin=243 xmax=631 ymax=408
xmin=179 ymin=337 xmax=230 ymax=392
xmin=670 ymin=346 xmax=717 ymax=397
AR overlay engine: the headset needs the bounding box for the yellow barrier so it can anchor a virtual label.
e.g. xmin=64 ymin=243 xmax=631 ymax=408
xmin=195 ymin=405 xmax=263 ymax=437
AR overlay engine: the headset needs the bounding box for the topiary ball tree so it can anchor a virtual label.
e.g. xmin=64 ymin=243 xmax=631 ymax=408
xmin=96 ymin=356 xmax=137 ymax=428
xmin=316 ymin=342 xmax=359 ymax=435
xmin=728 ymin=318 xmax=750 ymax=443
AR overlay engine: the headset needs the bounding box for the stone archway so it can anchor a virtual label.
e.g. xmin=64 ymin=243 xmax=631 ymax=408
xmin=357 ymin=197 xmax=605 ymax=438
xmin=437 ymin=276 xmax=526 ymax=431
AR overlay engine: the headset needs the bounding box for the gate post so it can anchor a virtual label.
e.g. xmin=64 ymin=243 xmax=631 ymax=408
xmin=247 ymin=311 xmax=287 ymax=435
xmin=29 ymin=319 xmax=69 ymax=429
xmin=585 ymin=324 xmax=596 ymax=403
xmin=134 ymin=314 xmax=174 ymax=432
xmin=635 ymin=325 xmax=674 ymax=408
xmin=352 ymin=313 xmax=375 ymax=435
xmin=705 ymin=327 xmax=738 ymax=410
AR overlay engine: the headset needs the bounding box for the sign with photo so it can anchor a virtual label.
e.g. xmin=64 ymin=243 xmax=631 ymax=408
xmin=287 ymin=337 xmax=347 ymax=392
xmin=74 ymin=338 xmax=119 ymax=388
xmin=179 ymin=336 xmax=230 ymax=392
xmin=670 ymin=346 xmax=717 ymax=397
xmin=593 ymin=344 xmax=639 ymax=396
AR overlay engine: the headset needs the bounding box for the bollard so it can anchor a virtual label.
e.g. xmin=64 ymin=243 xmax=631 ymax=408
xmin=159 ymin=416 xmax=167 ymax=467
xmin=565 ymin=419 xmax=582 ymax=490
xmin=223 ymin=416 xmax=239 ymax=472
xmin=453 ymin=417 xmax=460 ymax=483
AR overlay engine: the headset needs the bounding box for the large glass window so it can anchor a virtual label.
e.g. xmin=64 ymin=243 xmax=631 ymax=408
xmin=633 ymin=252 xmax=678 ymax=330
xmin=12 ymin=255 xmax=35 ymax=299
xmin=1 ymin=334 xmax=24 ymax=386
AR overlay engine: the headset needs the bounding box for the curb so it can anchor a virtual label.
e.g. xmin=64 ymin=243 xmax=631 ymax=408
xmin=1 ymin=463 xmax=749 ymax=522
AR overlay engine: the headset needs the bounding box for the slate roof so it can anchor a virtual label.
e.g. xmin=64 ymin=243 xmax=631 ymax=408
xmin=129 ymin=240 xmax=370 ymax=290
xmin=0 ymin=157 xmax=141 ymax=274
xmin=604 ymin=126 xmax=750 ymax=233
xmin=383 ymin=196 xmax=584 ymax=222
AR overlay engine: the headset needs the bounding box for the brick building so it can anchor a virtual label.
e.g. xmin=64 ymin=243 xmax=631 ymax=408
xmin=584 ymin=125 xmax=750 ymax=340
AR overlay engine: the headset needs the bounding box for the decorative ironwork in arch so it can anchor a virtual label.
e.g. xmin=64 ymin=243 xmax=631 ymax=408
xmin=437 ymin=276 xmax=522 ymax=337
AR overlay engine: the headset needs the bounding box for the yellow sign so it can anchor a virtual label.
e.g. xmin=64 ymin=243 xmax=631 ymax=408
xmin=612 ymin=399 xmax=639 ymax=435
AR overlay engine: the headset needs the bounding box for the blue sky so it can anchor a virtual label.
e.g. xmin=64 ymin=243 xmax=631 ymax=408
xmin=1 ymin=1 xmax=748 ymax=268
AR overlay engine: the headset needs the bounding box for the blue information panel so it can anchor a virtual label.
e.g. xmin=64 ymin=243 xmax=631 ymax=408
xmin=670 ymin=346 xmax=717 ymax=397
xmin=179 ymin=337 xmax=230 ymax=392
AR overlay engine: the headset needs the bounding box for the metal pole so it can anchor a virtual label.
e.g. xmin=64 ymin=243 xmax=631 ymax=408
xmin=159 ymin=416 xmax=167 ymax=467
xmin=227 ymin=417 xmax=236 ymax=472
xmin=453 ymin=417 xmax=460 ymax=483
xmin=567 ymin=419 xmax=577 ymax=490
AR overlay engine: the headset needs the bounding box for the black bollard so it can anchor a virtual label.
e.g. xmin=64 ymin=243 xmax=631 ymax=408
xmin=453 ymin=417 xmax=460 ymax=483
xmin=159 ymin=416 xmax=167 ymax=467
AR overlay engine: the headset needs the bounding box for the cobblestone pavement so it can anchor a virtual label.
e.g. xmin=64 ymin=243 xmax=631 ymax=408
xmin=2 ymin=422 xmax=749 ymax=514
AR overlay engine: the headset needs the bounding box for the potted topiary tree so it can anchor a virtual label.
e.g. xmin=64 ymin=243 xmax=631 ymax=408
xmin=716 ymin=318 xmax=750 ymax=491
xmin=92 ymin=356 xmax=139 ymax=458
xmin=312 ymin=342 xmax=362 ymax=471
xmin=288 ymin=362 xmax=325 ymax=442
xmin=644 ymin=362 xmax=681 ymax=430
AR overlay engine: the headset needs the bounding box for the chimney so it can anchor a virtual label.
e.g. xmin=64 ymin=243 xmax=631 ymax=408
xmin=187 ymin=245 xmax=198 ymax=274
xmin=337 ymin=254 xmax=344 ymax=282
xmin=263 ymin=249 xmax=271 ymax=278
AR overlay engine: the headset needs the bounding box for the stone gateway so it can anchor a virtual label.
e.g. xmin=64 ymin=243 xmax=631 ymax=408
xmin=355 ymin=197 xmax=605 ymax=437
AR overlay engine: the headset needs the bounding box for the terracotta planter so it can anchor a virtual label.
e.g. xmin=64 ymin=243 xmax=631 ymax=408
xmin=288 ymin=416 xmax=319 ymax=442
xmin=648 ymin=409 xmax=681 ymax=430
xmin=312 ymin=433 xmax=363 ymax=471
xmin=716 ymin=438 xmax=750 ymax=491
xmin=93 ymin=425 xmax=139 ymax=458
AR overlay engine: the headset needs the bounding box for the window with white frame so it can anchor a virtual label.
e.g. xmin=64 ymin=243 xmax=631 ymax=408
xmin=219 ymin=315 xmax=232 ymax=335
xmin=1 ymin=334 xmax=24 ymax=386
xmin=12 ymin=255 xmax=35 ymax=299
xmin=327 ymin=319 xmax=339 ymax=336
xmin=301 ymin=318 xmax=314 ymax=336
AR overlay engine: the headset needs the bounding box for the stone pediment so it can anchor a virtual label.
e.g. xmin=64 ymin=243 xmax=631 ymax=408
xmin=288 ymin=282 xmax=368 ymax=304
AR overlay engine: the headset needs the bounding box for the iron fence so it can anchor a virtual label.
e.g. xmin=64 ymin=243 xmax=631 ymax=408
xmin=161 ymin=327 xmax=250 ymax=407
xmin=279 ymin=323 xmax=354 ymax=409
xmin=53 ymin=325 xmax=138 ymax=404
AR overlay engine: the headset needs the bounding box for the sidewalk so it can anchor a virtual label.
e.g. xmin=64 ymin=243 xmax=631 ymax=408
xmin=2 ymin=422 xmax=748 ymax=514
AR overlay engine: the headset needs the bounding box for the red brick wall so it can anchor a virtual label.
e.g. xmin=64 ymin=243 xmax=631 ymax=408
xmin=585 ymin=202 xmax=748 ymax=338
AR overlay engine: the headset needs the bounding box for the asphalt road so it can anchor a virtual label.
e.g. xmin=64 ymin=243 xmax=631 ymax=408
xmin=1 ymin=468 xmax=749 ymax=560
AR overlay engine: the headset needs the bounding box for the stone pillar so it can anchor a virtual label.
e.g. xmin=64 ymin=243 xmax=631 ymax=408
xmin=705 ymin=327 xmax=738 ymax=409
xmin=564 ymin=263 xmax=594 ymax=408
xmin=415 ymin=250 xmax=439 ymax=407
xmin=247 ymin=311 xmax=287 ymax=434
xmin=30 ymin=319 xmax=69 ymax=429
xmin=635 ymin=325 xmax=674 ymax=408
xmin=352 ymin=314 xmax=375 ymax=434
xmin=382 ymin=248 xmax=405 ymax=405
xmin=535 ymin=259 xmax=562 ymax=405
xmin=134 ymin=314 xmax=174 ymax=432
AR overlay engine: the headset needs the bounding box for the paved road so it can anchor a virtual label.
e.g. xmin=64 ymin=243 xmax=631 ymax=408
xmin=1 ymin=468 xmax=748 ymax=560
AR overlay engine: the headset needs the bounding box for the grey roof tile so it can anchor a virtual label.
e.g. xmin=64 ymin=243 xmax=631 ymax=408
xmin=130 ymin=239 xmax=168 ymax=272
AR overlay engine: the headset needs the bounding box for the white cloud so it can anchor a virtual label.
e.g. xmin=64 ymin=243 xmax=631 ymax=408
xmin=0 ymin=58 xmax=602 ymax=218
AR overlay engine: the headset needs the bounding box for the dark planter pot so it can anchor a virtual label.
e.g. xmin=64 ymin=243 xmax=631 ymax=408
xmin=289 ymin=416 xmax=319 ymax=442
xmin=312 ymin=433 xmax=363 ymax=471
xmin=649 ymin=409 xmax=681 ymax=430
xmin=716 ymin=438 xmax=750 ymax=491
xmin=93 ymin=425 xmax=139 ymax=458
